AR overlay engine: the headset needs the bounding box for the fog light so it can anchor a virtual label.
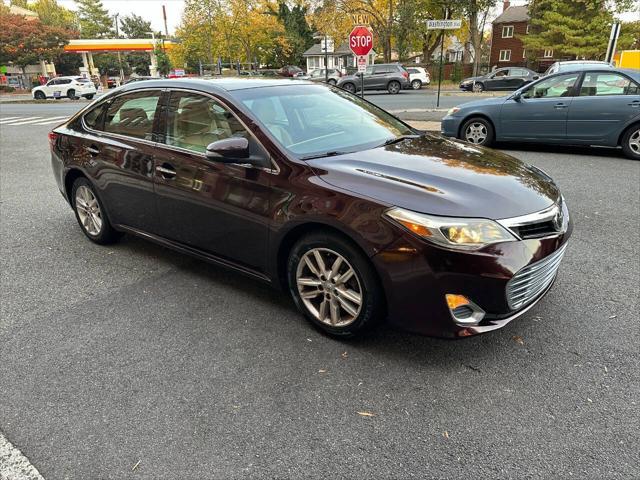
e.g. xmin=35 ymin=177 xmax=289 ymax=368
xmin=445 ymin=294 xmax=485 ymax=326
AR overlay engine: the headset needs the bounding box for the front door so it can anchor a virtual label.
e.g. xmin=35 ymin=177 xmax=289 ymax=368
xmin=153 ymin=90 xmax=272 ymax=272
xmin=485 ymin=69 xmax=510 ymax=90
xmin=499 ymin=72 xmax=581 ymax=141
xmin=566 ymin=71 xmax=640 ymax=144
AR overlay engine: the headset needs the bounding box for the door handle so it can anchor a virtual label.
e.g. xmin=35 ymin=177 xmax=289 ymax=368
xmin=156 ymin=163 xmax=176 ymax=179
xmin=628 ymin=101 xmax=640 ymax=107
xmin=85 ymin=145 xmax=100 ymax=156
xmin=554 ymin=103 xmax=568 ymax=109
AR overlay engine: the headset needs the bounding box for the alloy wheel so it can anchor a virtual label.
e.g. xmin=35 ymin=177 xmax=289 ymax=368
xmin=388 ymin=81 xmax=400 ymax=94
xmin=295 ymin=248 xmax=363 ymax=327
xmin=473 ymin=83 xmax=484 ymax=93
xmin=629 ymin=128 xmax=640 ymax=154
xmin=343 ymin=83 xmax=356 ymax=93
xmin=75 ymin=185 xmax=103 ymax=236
xmin=411 ymin=80 xmax=421 ymax=90
xmin=465 ymin=122 xmax=488 ymax=144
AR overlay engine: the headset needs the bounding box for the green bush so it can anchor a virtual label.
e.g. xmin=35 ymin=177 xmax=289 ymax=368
xmin=0 ymin=85 xmax=16 ymax=93
xmin=450 ymin=62 xmax=464 ymax=83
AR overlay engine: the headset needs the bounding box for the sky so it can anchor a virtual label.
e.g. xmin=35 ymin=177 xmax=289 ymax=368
xmin=34 ymin=0 xmax=640 ymax=37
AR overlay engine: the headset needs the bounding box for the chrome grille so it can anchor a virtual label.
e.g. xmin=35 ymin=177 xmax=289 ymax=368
xmin=506 ymin=244 xmax=568 ymax=310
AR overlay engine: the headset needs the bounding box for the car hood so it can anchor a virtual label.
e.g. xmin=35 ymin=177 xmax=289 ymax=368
xmin=305 ymin=134 xmax=560 ymax=219
xmin=456 ymin=96 xmax=510 ymax=110
xmin=460 ymin=76 xmax=483 ymax=83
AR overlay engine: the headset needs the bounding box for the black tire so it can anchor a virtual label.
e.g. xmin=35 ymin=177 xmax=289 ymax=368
xmin=411 ymin=79 xmax=422 ymax=90
xmin=327 ymin=79 xmax=336 ymax=86
xmin=473 ymin=82 xmax=484 ymax=93
xmin=620 ymin=124 xmax=640 ymax=160
xmin=287 ymin=231 xmax=384 ymax=338
xmin=387 ymin=80 xmax=401 ymax=94
xmin=67 ymin=89 xmax=76 ymax=99
xmin=85 ymin=94 xmax=95 ymax=100
xmin=460 ymin=117 xmax=495 ymax=147
xmin=71 ymin=177 xmax=122 ymax=244
xmin=34 ymin=91 xmax=46 ymax=100
xmin=342 ymin=82 xmax=356 ymax=93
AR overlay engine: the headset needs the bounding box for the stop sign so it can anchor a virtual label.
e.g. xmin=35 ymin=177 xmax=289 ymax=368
xmin=349 ymin=26 xmax=373 ymax=56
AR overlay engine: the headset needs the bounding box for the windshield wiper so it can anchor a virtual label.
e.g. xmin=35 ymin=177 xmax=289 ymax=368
xmin=379 ymin=135 xmax=419 ymax=147
xmin=300 ymin=151 xmax=348 ymax=160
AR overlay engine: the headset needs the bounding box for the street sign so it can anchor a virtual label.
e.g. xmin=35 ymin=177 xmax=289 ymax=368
xmin=351 ymin=14 xmax=371 ymax=26
xmin=174 ymin=68 xmax=185 ymax=76
xmin=349 ymin=26 xmax=373 ymax=56
xmin=427 ymin=19 xmax=462 ymax=30
xmin=357 ymin=55 xmax=368 ymax=73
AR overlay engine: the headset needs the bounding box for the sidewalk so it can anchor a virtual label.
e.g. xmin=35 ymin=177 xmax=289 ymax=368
xmin=406 ymin=120 xmax=441 ymax=132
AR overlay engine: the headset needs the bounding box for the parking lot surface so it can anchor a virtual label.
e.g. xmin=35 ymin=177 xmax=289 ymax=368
xmin=1 ymin=103 xmax=639 ymax=479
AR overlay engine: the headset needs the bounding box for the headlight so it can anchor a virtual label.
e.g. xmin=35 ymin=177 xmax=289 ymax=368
xmin=385 ymin=207 xmax=516 ymax=250
xmin=447 ymin=107 xmax=461 ymax=116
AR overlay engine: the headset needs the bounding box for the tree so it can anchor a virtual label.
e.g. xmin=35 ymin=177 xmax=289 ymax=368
xmin=0 ymin=13 xmax=71 ymax=73
xmin=119 ymin=14 xmax=160 ymax=39
xmin=460 ymin=0 xmax=495 ymax=74
xmin=30 ymin=0 xmax=78 ymax=30
xmin=269 ymin=1 xmax=314 ymax=66
xmin=76 ymin=0 xmax=113 ymax=38
xmin=617 ymin=20 xmax=640 ymax=50
xmin=522 ymin=0 xmax=630 ymax=60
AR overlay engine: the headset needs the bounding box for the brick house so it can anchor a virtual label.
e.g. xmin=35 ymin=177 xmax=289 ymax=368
xmin=489 ymin=1 xmax=557 ymax=70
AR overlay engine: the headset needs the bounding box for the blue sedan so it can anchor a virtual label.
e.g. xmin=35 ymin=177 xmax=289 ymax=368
xmin=441 ymin=68 xmax=640 ymax=159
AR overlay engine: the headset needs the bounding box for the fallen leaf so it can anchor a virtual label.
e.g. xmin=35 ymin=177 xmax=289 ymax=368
xmin=512 ymin=335 xmax=524 ymax=345
xmin=443 ymin=431 xmax=449 ymax=439
xmin=306 ymin=338 xmax=312 ymax=342
xmin=608 ymin=315 xmax=617 ymax=319
xmin=318 ymin=369 xmax=327 ymax=373
xmin=587 ymin=398 xmax=593 ymax=403
xmin=132 ymin=460 xmax=141 ymax=471
xmin=341 ymin=351 xmax=348 ymax=359
xmin=357 ymin=411 xmax=375 ymax=417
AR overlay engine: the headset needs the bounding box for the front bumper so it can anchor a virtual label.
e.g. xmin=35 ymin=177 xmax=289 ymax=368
xmin=372 ymin=221 xmax=572 ymax=338
xmin=440 ymin=115 xmax=462 ymax=138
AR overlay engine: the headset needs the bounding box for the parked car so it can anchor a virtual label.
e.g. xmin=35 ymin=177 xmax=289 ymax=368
xmin=544 ymin=60 xmax=614 ymax=76
xmin=50 ymin=78 xmax=572 ymax=338
xmin=107 ymin=77 xmax=120 ymax=89
xmin=459 ymin=67 xmax=539 ymax=92
xmin=337 ymin=64 xmax=410 ymax=94
xmin=442 ymin=68 xmax=640 ymax=159
xmin=257 ymin=69 xmax=279 ymax=77
xmin=406 ymin=67 xmax=430 ymax=90
xmin=278 ymin=65 xmax=304 ymax=77
xmin=32 ymin=76 xmax=97 ymax=100
xmin=124 ymin=76 xmax=161 ymax=84
xmin=301 ymin=68 xmax=342 ymax=85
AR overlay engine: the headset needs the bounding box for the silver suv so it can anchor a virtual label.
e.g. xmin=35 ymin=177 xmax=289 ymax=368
xmin=544 ymin=61 xmax=614 ymax=75
xmin=337 ymin=64 xmax=410 ymax=94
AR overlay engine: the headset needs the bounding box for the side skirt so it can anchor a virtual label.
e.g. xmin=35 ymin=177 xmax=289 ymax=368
xmin=115 ymin=224 xmax=272 ymax=284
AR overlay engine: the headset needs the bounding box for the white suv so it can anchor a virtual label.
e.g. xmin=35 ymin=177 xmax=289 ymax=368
xmin=406 ymin=67 xmax=431 ymax=90
xmin=32 ymin=76 xmax=97 ymax=100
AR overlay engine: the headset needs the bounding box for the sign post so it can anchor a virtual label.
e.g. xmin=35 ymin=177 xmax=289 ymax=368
xmin=349 ymin=26 xmax=373 ymax=98
xmin=427 ymin=19 xmax=462 ymax=108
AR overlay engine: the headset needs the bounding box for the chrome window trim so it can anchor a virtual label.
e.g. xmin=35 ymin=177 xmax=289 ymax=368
xmin=160 ymin=87 xmax=280 ymax=174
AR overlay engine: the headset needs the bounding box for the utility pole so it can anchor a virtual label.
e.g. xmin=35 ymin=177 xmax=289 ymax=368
xmin=324 ymin=33 xmax=329 ymax=82
xmin=162 ymin=5 xmax=169 ymax=37
xmin=114 ymin=13 xmax=124 ymax=84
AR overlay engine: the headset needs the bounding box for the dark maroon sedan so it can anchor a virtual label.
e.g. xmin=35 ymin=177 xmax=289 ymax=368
xmin=49 ymin=78 xmax=571 ymax=338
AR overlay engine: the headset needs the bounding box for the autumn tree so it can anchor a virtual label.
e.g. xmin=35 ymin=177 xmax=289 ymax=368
xmin=0 ymin=13 xmax=72 ymax=73
xmin=76 ymin=0 xmax=113 ymax=38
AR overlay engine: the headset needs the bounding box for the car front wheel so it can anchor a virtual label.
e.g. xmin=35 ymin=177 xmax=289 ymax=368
xmin=411 ymin=79 xmax=422 ymax=90
xmin=327 ymin=79 xmax=336 ymax=86
xmin=473 ymin=83 xmax=484 ymax=93
xmin=72 ymin=177 xmax=121 ymax=244
xmin=67 ymin=89 xmax=76 ymax=99
xmin=621 ymin=124 xmax=640 ymax=160
xmin=342 ymin=82 xmax=356 ymax=93
xmin=85 ymin=94 xmax=95 ymax=100
xmin=287 ymin=232 xmax=384 ymax=337
xmin=460 ymin=117 xmax=494 ymax=147
xmin=387 ymin=81 xmax=401 ymax=94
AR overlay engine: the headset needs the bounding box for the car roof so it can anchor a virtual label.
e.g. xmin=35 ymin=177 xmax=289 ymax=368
xmin=556 ymin=60 xmax=610 ymax=64
xmin=117 ymin=77 xmax=313 ymax=93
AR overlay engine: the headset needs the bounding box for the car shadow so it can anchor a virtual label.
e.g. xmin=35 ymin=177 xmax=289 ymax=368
xmin=496 ymin=142 xmax=625 ymax=159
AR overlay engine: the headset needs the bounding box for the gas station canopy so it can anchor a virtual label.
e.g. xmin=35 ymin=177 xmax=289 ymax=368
xmin=64 ymin=39 xmax=176 ymax=53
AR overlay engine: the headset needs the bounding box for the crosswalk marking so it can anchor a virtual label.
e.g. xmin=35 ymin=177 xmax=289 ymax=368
xmin=0 ymin=116 xmax=69 ymax=126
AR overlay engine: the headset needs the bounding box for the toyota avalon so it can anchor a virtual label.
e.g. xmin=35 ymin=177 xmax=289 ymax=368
xmin=49 ymin=78 xmax=571 ymax=338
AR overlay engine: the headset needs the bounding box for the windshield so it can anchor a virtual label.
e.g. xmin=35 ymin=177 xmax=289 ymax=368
xmin=232 ymin=84 xmax=413 ymax=157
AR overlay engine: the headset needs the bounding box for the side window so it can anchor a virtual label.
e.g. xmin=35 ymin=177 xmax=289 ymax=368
xmin=364 ymin=66 xmax=374 ymax=75
xmin=103 ymin=90 xmax=161 ymax=140
xmin=83 ymin=103 xmax=107 ymax=130
xmin=165 ymin=92 xmax=248 ymax=153
xmin=373 ymin=66 xmax=390 ymax=75
xmin=510 ymin=68 xmax=525 ymax=77
xmin=58 ymin=79 xmax=71 ymax=85
xmin=494 ymin=69 xmax=508 ymax=78
xmin=579 ymin=72 xmax=637 ymax=96
xmin=46 ymin=80 xmax=56 ymax=86
xmin=523 ymin=73 xmax=579 ymax=99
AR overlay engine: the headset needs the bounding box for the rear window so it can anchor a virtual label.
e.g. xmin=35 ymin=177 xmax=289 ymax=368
xmin=103 ymin=91 xmax=161 ymax=140
xmin=407 ymin=68 xmax=419 ymax=74
xmin=75 ymin=77 xmax=91 ymax=83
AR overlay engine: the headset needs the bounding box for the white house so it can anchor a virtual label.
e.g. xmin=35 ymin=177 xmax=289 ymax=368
xmin=302 ymin=40 xmax=376 ymax=72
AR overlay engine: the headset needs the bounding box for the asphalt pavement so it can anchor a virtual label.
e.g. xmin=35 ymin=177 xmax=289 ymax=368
xmin=1 ymin=101 xmax=639 ymax=479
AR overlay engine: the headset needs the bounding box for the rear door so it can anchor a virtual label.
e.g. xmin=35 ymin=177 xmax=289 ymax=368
xmin=370 ymin=65 xmax=391 ymax=89
xmin=566 ymin=71 xmax=640 ymax=145
xmin=80 ymin=89 xmax=163 ymax=232
xmin=152 ymin=90 xmax=272 ymax=271
xmin=506 ymin=68 xmax=529 ymax=90
xmin=499 ymin=72 xmax=581 ymax=141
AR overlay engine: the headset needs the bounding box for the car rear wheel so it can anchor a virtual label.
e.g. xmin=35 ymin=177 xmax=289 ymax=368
xmin=72 ymin=178 xmax=121 ymax=244
xmin=387 ymin=81 xmax=401 ymax=94
xmin=411 ymin=79 xmax=422 ymax=90
xmin=327 ymin=79 xmax=336 ymax=86
xmin=342 ymin=82 xmax=356 ymax=93
xmin=621 ymin=125 xmax=640 ymax=160
xmin=67 ymin=89 xmax=76 ymax=99
xmin=287 ymin=232 xmax=384 ymax=337
xmin=473 ymin=82 xmax=484 ymax=93
xmin=34 ymin=91 xmax=46 ymax=100
xmin=461 ymin=117 xmax=494 ymax=147
xmin=85 ymin=94 xmax=95 ymax=100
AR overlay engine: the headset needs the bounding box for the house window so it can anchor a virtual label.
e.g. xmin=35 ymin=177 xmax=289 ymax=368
xmin=526 ymin=24 xmax=530 ymax=34
xmin=544 ymin=49 xmax=553 ymax=58
xmin=499 ymin=50 xmax=511 ymax=62
xmin=502 ymin=26 xmax=514 ymax=38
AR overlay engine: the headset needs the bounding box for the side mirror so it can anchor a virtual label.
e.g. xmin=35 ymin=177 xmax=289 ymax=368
xmin=206 ymin=137 xmax=250 ymax=162
xmin=512 ymin=91 xmax=522 ymax=101
xmin=532 ymin=75 xmax=540 ymax=80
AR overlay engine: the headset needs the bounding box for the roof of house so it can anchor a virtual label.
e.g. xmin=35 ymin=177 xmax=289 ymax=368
xmin=493 ymin=5 xmax=530 ymax=24
xmin=9 ymin=5 xmax=39 ymax=17
xmin=303 ymin=42 xmax=375 ymax=57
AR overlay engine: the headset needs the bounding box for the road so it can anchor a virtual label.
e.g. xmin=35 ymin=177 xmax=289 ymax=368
xmin=1 ymin=102 xmax=639 ymax=479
